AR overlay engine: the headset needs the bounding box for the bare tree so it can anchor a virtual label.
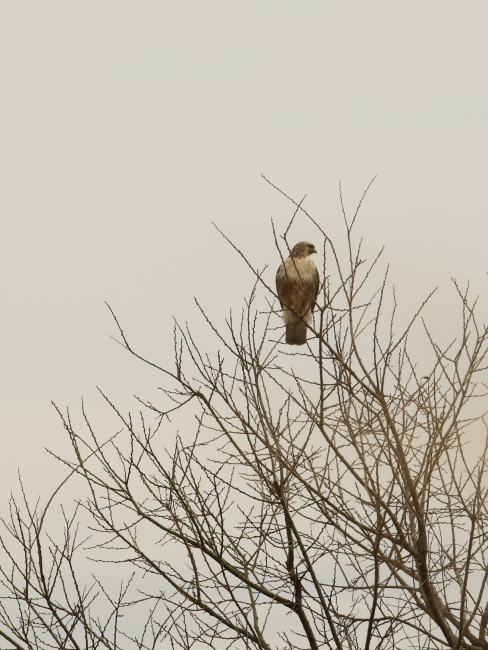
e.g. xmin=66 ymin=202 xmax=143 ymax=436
xmin=1 ymin=181 xmax=488 ymax=650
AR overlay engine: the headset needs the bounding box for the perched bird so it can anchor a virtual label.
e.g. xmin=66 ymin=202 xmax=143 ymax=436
xmin=276 ymin=241 xmax=320 ymax=345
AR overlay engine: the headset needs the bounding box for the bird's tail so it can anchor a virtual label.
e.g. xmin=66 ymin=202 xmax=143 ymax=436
xmin=285 ymin=323 xmax=308 ymax=345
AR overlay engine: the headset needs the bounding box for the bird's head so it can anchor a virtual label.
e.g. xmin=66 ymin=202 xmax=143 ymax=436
xmin=291 ymin=241 xmax=317 ymax=258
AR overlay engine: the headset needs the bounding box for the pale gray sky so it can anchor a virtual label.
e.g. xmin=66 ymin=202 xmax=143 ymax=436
xmin=1 ymin=2 xmax=488 ymax=493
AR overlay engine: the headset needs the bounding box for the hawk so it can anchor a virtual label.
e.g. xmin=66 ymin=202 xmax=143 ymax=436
xmin=276 ymin=241 xmax=320 ymax=345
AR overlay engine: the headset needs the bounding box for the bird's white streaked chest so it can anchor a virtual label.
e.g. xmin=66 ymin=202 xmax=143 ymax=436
xmin=281 ymin=256 xmax=317 ymax=280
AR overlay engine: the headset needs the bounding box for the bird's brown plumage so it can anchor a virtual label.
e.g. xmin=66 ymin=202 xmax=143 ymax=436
xmin=276 ymin=241 xmax=320 ymax=345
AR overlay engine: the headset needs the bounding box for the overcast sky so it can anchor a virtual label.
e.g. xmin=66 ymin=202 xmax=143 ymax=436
xmin=1 ymin=2 xmax=488 ymax=496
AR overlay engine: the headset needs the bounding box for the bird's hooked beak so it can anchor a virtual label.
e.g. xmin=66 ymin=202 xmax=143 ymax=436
xmin=311 ymin=245 xmax=317 ymax=254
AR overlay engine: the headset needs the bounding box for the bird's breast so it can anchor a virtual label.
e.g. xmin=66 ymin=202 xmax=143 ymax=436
xmin=282 ymin=256 xmax=317 ymax=279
